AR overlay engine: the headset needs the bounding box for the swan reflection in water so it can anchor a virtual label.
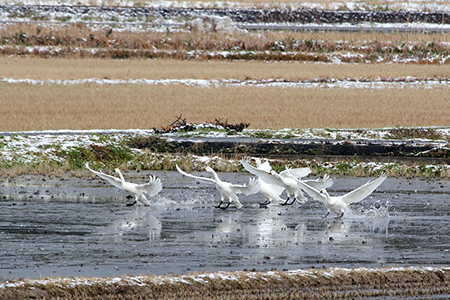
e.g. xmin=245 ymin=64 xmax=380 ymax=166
xmin=207 ymin=204 xmax=390 ymax=251
xmin=113 ymin=207 xmax=162 ymax=241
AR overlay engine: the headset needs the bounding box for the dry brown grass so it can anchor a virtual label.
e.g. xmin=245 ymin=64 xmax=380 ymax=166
xmin=1 ymin=267 xmax=449 ymax=299
xmin=1 ymin=24 xmax=450 ymax=61
xmin=2 ymin=57 xmax=450 ymax=80
xmin=1 ymin=78 xmax=450 ymax=131
xmin=1 ymin=28 xmax=450 ymax=131
xmin=2 ymin=57 xmax=450 ymax=131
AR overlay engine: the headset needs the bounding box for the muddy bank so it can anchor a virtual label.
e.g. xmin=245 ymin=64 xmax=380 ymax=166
xmin=129 ymin=136 xmax=450 ymax=163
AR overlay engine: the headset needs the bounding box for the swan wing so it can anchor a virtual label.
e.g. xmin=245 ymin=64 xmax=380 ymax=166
xmin=176 ymin=164 xmax=215 ymax=184
xmin=231 ymin=177 xmax=260 ymax=195
xmin=340 ymin=173 xmax=387 ymax=205
xmin=136 ymin=175 xmax=163 ymax=197
xmin=284 ymin=169 xmax=326 ymax=202
xmin=241 ymin=160 xmax=282 ymax=186
xmin=304 ymin=174 xmax=334 ymax=190
xmin=86 ymin=162 xmax=123 ymax=189
xmin=280 ymin=166 xmax=311 ymax=179
xmin=258 ymin=160 xmax=272 ymax=172
xmin=296 ymin=180 xmax=326 ymax=202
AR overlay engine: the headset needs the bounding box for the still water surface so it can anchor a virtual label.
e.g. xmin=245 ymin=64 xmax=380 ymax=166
xmin=0 ymin=172 xmax=449 ymax=279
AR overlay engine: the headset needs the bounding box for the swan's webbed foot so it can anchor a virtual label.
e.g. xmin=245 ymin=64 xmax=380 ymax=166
xmin=125 ymin=195 xmax=133 ymax=200
xmin=259 ymin=200 xmax=271 ymax=208
xmin=280 ymin=197 xmax=290 ymax=206
xmin=213 ymin=201 xmax=224 ymax=209
xmin=214 ymin=201 xmax=231 ymax=210
xmin=126 ymin=200 xmax=137 ymax=207
xmin=219 ymin=202 xmax=231 ymax=210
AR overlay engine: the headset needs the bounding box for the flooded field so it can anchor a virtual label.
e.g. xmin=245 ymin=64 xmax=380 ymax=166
xmin=0 ymin=171 xmax=449 ymax=280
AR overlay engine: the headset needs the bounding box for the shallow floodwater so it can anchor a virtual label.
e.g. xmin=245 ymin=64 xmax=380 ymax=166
xmin=0 ymin=171 xmax=449 ymax=279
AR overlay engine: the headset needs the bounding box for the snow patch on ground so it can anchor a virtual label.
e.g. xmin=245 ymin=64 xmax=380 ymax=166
xmin=3 ymin=77 xmax=450 ymax=89
xmin=189 ymin=15 xmax=244 ymax=34
xmin=0 ymin=126 xmax=449 ymax=174
xmin=1 ymin=0 xmax=450 ymax=12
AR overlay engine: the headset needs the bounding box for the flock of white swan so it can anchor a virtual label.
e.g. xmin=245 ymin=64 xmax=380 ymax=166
xmin=85 ymin=158 xmax=387 ymax=219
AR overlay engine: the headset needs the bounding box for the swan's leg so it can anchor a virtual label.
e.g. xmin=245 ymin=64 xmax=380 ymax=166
xmin=126 ymin=200 xmax=137 ymax=207
xmin=335 ymin=212 xmax=344 ymax=219
xmin=280 ymin=197 xmax=290 ymax=206
xmin=214 ymin=201 xmax=224 ymax=208
xmin=126 ymin=195 xmax=133 ymax=200
xmin=322 ymin=211 xmax=330 ymax=219
xmin=287 ymin=197 xmax=297 ymax=205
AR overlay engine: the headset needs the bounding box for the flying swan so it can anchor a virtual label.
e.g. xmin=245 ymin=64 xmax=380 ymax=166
xmin=86 ymin=162 xmax=162 ymax=206
xmin=287 ymin=171 xmax=387 ymax=218
xmin=247 ymin=158 xmax=285 ymax=206
xmin=241 ymin=159 xmax=333 ymax=205
xmin=176 ymin=164 xmax=259 ymax=209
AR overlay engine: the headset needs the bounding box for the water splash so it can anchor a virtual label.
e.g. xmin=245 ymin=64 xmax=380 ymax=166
xmin=349 ymin=200 xmax=390 ymax=218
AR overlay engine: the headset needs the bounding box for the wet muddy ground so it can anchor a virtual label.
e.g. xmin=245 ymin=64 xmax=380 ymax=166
xmin=0 ymin=171 xmax=449 ymax=280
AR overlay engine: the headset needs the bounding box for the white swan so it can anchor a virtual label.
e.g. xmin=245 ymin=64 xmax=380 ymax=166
xmin=242 ymin=159 xmax=333 ymax=205
xmin=249 ymin=158 xmax=285 ymax=206
xmin=176 ymin=164 xmax=259 ymax=209
xmin=287 ymin=171 xmax=387 ymax=218
xmin=86 ymin=162 xmax=162 ymax=206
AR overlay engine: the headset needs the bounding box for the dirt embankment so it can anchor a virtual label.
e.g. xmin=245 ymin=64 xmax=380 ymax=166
xmin=128 ymin=136 xmax=450 ymax=163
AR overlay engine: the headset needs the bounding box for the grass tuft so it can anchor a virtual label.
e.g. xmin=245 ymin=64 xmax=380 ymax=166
xmin=387 ymin=127 xmax=446 ymax=140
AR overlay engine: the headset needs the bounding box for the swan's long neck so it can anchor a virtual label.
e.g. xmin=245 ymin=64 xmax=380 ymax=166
xmin=322 ymin=190 xmax=331 ymax=203
xmin=272 ymin=172 xmax=284 ymax=183
xmin=254 ymin=159 xmax=261 ymax=167
xmin=116 ymin=170 xmax=125 ymax=182
xmin=209 ymin=169 xmax=221 ymax=183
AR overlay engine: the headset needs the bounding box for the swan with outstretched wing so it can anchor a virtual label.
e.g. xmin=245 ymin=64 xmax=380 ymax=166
xmin=286 ymin=170 xmax=387 ymax=218
xmin=176 ymin=164 xmax=259 ymax=209
xmin=86 ymin=162 xmax=162 ymax=206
